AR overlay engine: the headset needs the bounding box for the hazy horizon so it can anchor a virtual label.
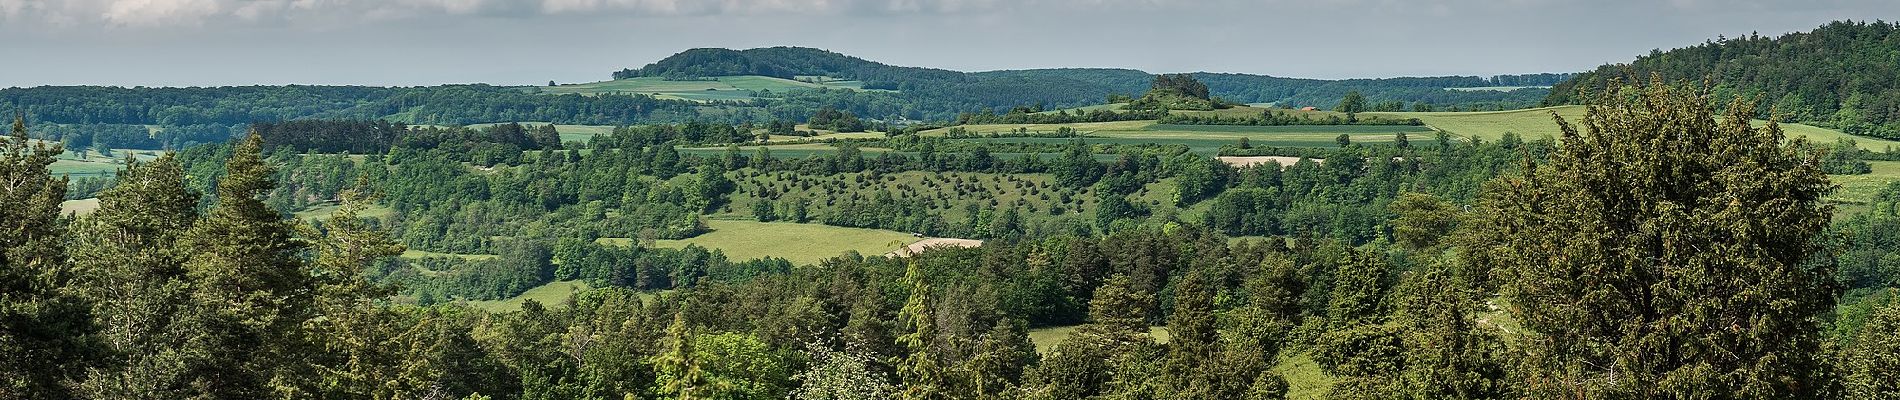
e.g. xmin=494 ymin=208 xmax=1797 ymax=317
xmin=3 ymin=0 xmax=1895 ymax=88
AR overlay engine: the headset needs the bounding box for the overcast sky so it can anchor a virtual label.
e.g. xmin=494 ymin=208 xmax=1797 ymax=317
xmin=2 ymin=0 xmax=1894 ymax=87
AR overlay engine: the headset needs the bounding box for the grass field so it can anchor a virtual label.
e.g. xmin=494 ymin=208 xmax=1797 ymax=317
xmin=466 ymin=280 xmax=589 ymax=312
xmin=1369 ymin=105 xmax=1900 ymax=150
xmin=49 ymin=159 xmax=121 ymax=177
xmin=633 ymin=220 xmax=921 ymax=265
xmin=534 ymin=76 xmax=877 ymax=102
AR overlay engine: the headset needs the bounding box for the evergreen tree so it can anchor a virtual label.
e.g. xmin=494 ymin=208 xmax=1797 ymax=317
xmin=1464 ymin=80 xmax=1837 ymax=398
xmin=0 ymin=116 xmax=98 ymax=399
xmin=70 ymin=155 xmax=201 ymax=398
xmin=896 ymin=260 xmax=950 ymax=400
xmin=176 ymin=131 xmax=316 ymax=398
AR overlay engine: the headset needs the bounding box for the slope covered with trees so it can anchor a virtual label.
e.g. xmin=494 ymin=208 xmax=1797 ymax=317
xmin=1548 ymin=20 xmax=1900 ymax=138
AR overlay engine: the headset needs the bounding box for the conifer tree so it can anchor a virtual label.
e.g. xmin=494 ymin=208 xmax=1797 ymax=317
xmin=1464 ymin=79 xmax=1837 ymax=398
xmin=0 ymin=115 xmax=98 ymax=399
xmin=177 ymin=131 xmax=315 ymax=398
xmin=896 ymin=260 xmax=950 ymax=400
xmin=70 ymin=155 xmax=200 ymax=398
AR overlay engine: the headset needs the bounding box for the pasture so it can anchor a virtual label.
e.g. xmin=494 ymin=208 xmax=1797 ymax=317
xmin=647 ymin=219 xmax=921 ymax=265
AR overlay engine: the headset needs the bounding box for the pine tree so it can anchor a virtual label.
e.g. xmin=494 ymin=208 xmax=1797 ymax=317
xmin=0 ymin=115 xmax=99 ymax=399
xmin=1464 ymin=79 xmax=1837 ymax=398
xmin=653 ymin=312 xmax=706 ymax=400
xmin=176 ymin=131 xmax=315 ymax=398
xmin=70 ymin=155 xmax=200 ymax=398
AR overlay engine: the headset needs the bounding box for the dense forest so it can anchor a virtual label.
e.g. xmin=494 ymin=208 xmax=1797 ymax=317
xmin=4 ymin=78 xmax=1899 ymax=400
xmin=1548 ymin=20 xmax=1900 ymax=138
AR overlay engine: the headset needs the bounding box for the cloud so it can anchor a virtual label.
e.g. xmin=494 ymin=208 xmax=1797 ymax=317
xmin=0 ymin=0 xmax=1032 ymax=29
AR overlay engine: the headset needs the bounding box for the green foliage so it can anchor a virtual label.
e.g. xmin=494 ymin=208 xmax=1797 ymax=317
xmin=1821 ymin=138 xmax=1873 ymax=175
xmin=1843 ymin=293 xmax=1900 ymax=398
xmin=0 ymin=116 xmax=99 ymax=399
xmin=1549 ymin=21 xmax=1900 ymax=138
xmin=69 ymin=155 xmax=200 ymax=398
xmin=1468 ymin=80 xmax=1837 ymax=398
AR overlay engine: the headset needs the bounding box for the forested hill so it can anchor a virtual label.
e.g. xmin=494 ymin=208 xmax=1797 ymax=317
xmin=617 ymin=46 xmax=1565 ymax=110
xmin=1546 ymin=20 xmax=1900 ymax=139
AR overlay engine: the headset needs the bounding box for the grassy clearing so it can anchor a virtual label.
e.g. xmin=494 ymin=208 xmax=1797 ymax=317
xmin=49 ymin=159 xmax=122 ymax=177
xmin=1273 ymin=352 xmax=1335 ymax=400
xmin=1026 ymin=325 xmax=1174 ymax=354
xmin=640 ymin=220 xmax=920 ymax=265
xmin=466 ymin=280 xmax=589 ymax=312
xmin=1829 ymin=161 xmax=1900 ymax=216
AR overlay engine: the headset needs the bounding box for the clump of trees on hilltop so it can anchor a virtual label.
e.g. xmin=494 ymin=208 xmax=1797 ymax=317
xmin=1126 ymin=74 xmax=1232 ymax=111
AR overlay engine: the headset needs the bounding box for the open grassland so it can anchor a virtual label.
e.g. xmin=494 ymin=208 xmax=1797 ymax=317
xmin=680 ymin=143 xmax=895 ymax=159
xmin=1370 ymin=105 xmax=1900 ymax=150
xmin=466 ymin=280 xmax=589 ymax=312
xmin=534 ymin=76 xmax=877 ymax=102
xmin=50 ymin=159 xmax=122 ymax=177
xmin=647 ymin=219 xmax=921 ymax=265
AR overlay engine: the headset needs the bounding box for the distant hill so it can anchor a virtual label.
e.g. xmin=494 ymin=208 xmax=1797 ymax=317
xmin=614 ymin=47 xmax=1558 ymax=113
xmin=1548 ymin=20 xmax=1900 ymax=139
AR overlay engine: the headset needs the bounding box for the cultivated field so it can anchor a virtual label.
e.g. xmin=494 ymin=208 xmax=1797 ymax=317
xmin=648 ymin=219 xmax=921 ymax=265
xmin=60 ymin=198 xmax=100 ymax=216
xmin=466 ymin=122 xmax=618 ymax=143
xmin=726 ymin=170 xmax=1102 ymax=224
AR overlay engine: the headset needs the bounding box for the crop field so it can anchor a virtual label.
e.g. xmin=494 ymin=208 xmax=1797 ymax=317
xmin=534 ymin=76 xmax=877 ymax=102
xmin=646 ymin=219 xmax=922 ymax=265
xmin=1370 ymin=105 xmax=1900 ymax=150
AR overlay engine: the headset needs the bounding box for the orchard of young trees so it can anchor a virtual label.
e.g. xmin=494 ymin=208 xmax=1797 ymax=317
xmin=3 ymin=79 xmax=1899 ymax=400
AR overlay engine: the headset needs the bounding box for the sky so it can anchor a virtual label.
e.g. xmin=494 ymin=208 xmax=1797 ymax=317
xmin=1 ymin=0 xmax=1895 ymax=87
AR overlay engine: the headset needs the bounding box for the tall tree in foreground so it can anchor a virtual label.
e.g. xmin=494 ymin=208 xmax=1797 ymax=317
xmin=0 ymin=116 xmax=97 ymax=399
xmin=70 ymin=155 xmax=201 ymax=398
xmin=1463 ymin=80 xmax=1837 ymax=398
xmin=177 ymin=132 xmax=316 ymax=398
